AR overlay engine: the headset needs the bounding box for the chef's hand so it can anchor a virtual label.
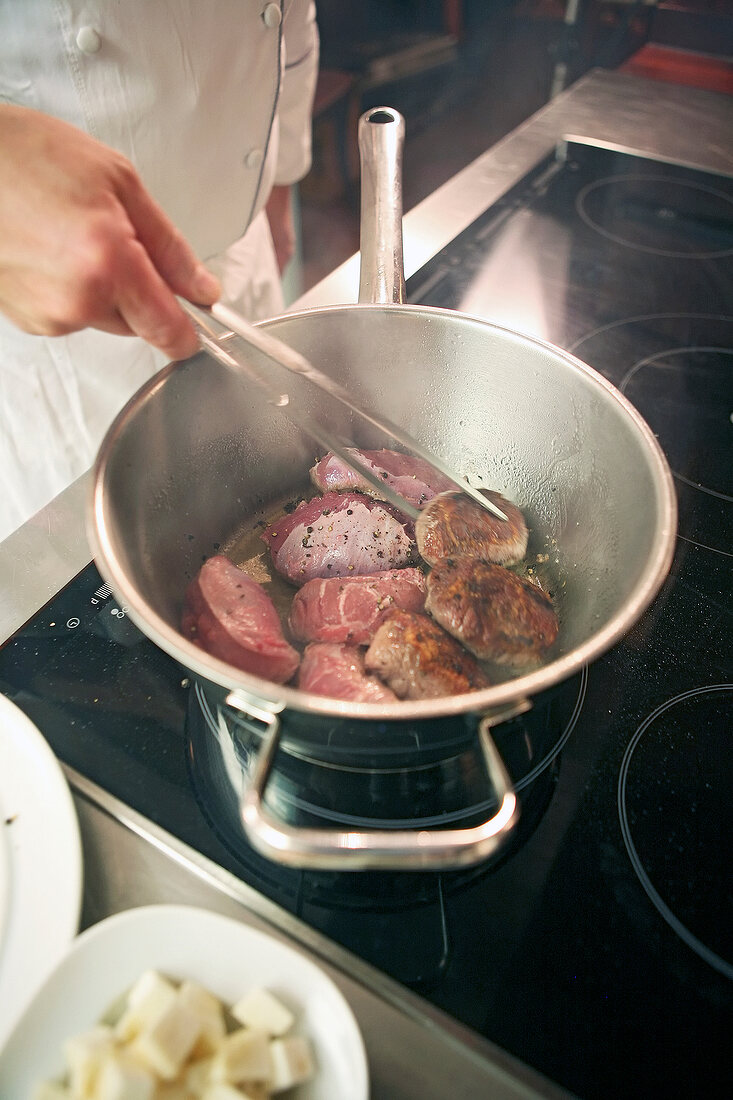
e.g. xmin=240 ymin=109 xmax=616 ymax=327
xmin=265 ymin=184 xmax=297 ymax=273
xmin=0 ymin=104 xmax=220 ymax=360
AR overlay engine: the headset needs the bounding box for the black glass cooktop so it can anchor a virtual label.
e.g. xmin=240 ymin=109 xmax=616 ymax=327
xmin=2 ymin=141 xmax=731 ymax=1098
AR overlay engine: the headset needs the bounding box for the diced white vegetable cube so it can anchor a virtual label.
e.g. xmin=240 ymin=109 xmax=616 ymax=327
xmin=91 ymin=1054 xmax=156 ymax=1100
xmin=128 ymin=991 xmax=202 ymax=1080
xmin=230 ymin=989 xmax=294 ymax=1038
xmin=209 ymin=1027 xmax=271 ymax=1085
xmin=201 ymin=1085 xmax=257 ymax=1100
xmin=115 ymin=971 xmax=177 ymax=1043
xmin=149 ymin=1081 xmax=195 ymax=1099
xmin=236 ymin=1085 xmax=268 ymax=1100
xmin=128 ymin=971 xmax=176 ymax=1012
xmin=178 ymin=980 xmax=226 ymax=1057
xmin=31 ymin=1083 xmax=72 ymax=1100
xmin=40 ymin=970 xmax=318 ymax=1100
xmin=183 ymin=1056 xmax=214 ymax=1096
xmin=268 ymin=1035 xmax=315 ymax=1093
xmin=63 ymin=1025 xmax=115 ymax=1097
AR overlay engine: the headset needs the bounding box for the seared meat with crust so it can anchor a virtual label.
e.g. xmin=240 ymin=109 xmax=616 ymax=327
xmin=425 ymin=555 xmax=558 ymax=666
xmin=364 ymin=609 xmax=491 ymax=699
xmin=289 ymin=567 xmax=427 ymax=645
xmin=310 ymin=448 xmax=453 ymax=508
xmin=182 ymin=555 xmax=299 ymax=683
xmin=298 ymin=642 xmax=398 ymax=702
xmin=416 ymin=490 xmax=528 ymax=567
xmin=261 ymin=490 xmax=417 ymax=586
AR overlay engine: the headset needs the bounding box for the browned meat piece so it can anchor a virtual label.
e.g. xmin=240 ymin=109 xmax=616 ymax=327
xmin=364 ymin=609 xmax=490 ymax=700
xmin=289 ymin=567 xmax=427 ymax=645
xmin=425 ymin=555 xmax=558 ymax=667
xmin=415 ymin=490 xmax=528 ymax=567
xmin=298 ymin=642 xmax=398 ymax=703
xmin=182 ymin=555 xmax=300 ymax=683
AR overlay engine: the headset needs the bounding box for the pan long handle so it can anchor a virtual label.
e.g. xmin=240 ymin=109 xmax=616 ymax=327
xmin=358 ymin=106 xmax=406 ymax=305
xmin=227 ymin=692 xmax=527 ymax=871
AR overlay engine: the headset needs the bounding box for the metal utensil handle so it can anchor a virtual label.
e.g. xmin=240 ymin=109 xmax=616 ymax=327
xmin=358 ymin=106 xmax=406 ymax=305
xmin=182 ymin=299 xmax=507 ymax=523
xmin=180 ymin=300 xmax=421 ymax=520
xmin=228 ymin=692 xmax=525 ymax=870
xmin=179 ymin=107 xmax=508 ymax=524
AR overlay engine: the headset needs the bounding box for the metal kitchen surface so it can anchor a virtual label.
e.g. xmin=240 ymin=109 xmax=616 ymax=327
xmin=1 ymin=139 xmax=731 ymax=1098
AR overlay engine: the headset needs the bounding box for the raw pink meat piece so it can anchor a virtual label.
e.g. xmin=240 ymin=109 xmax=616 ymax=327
xmin=310 ymin=448 xmax=453 ymax=508
xmin=261 ymin=491 xmax=416 ymax=586
xmin=289 ymin=567 xmax=426 ymax=644
xmin=182 ymin=555 xmax=299 ymax=683
xmin=298 ymin=642 xmax=398 ymax=702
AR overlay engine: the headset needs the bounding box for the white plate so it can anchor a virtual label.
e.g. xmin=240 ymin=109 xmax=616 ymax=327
xmin=0 ymin=904 xmax=370 ymax=1098
xmin=0 ymin=694 xmax=83 ymax=1049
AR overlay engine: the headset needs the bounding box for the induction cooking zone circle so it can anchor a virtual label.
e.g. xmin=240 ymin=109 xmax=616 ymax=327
xmin=185 ymin=671 xmax=586 ymax=985
xmin=620 ymin=345 xmax=733 ymax=556
xmin=618 ymin=684 xmax=733 ymax=981
xmin=196 ymin=671 xmax=586 ymax=833
xmin=576 ymin=175 xmax=733 ymax=259
xmin=570 ymin=314 xmax=733 ymax=557
xmin=186 ymin=669 xmax=587 ymax=889
xmin=619 ymin=343 xmax=733 ymax=500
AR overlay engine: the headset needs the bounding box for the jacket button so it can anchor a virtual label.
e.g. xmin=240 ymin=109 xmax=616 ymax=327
xmin=244 ymin=148 xmax=264 ymax=170
xmin=262 ymin=3 xmax=282 ymax=28
xmin=76 ymin=26 xmax=102 ymax=54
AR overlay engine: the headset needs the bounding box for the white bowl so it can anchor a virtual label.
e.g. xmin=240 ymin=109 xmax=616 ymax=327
xmin=0 ymin=903 xmax=369 ymax=1099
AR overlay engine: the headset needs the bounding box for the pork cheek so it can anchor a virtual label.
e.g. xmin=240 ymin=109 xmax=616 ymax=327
xmin=289 ymin=567 xmax=427 ymax=645
xmin=298 ymin=642 xmax=398 ymax=703
xmin=182 ymin=555 xmax=300 ymax=683
xmin=425 ymin=555 xmax=558 ymax=666
xmin=416 ymin=490 xmax=528 ymax=567
xmin=364 ymin=609 xmax=491 ymax=700
xmin=262 ymin=490 xmax=416 ymax=586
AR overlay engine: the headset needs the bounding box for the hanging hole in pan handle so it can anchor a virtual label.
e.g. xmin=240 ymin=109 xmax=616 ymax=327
xmin=226 ymin=691 xmax=529 ymax=872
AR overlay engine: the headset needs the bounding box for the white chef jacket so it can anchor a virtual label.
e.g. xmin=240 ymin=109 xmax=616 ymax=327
xmin=0 ymin=0 xmax=318 ymax=541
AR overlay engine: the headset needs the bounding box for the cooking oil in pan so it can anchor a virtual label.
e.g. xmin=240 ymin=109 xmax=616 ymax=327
xmin=222 ymin=480 xmax=317 ymax=626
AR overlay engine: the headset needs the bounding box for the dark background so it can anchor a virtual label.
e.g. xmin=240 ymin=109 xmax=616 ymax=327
xmin=298 ymin=0 xmax=733 ymax=292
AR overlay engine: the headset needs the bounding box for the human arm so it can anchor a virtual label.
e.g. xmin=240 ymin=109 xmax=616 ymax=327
xmin=0 ymin=104 xmax=220 ymax=360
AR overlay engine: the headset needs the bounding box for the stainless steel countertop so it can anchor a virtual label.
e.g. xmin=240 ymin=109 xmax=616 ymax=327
xmin=2 ymin=68 xmax=732 ymax=1097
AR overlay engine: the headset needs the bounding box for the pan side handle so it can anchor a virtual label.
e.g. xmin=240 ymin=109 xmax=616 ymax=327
xmin=358 ymin=107 xmax=406 ymax=305
xmin=227 ymin=693 xmax=528 ymax=871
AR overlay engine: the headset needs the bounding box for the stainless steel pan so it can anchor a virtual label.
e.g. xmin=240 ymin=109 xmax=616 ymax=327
xmin=89 ymin=108 xmax=677 ymax=870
